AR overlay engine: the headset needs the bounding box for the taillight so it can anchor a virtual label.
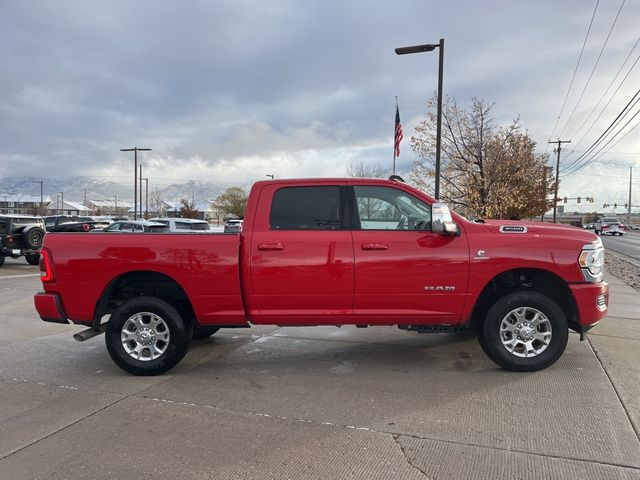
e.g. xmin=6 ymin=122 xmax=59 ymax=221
xmin=6 ymin=234 xmax=13 ymax=244
xmin=40 ymin=248 xmax=55 ymax=283
xmin=82 ymin=223 xmax=90 ymax=232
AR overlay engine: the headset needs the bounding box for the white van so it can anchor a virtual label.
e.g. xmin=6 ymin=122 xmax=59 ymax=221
xmin=148 ymin=217 xmax=211 ymax=233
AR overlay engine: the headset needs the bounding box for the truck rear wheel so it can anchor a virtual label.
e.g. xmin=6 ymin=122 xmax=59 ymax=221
xmin=478 ymin=291 xmax=568 ymax=372
xmin=105 ymin=297 xmax=192 ymax=376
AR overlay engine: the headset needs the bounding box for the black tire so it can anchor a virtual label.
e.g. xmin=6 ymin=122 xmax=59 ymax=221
xmin=105 ymin=297 xmax=192 ymax=376
xmin=21 ymin=226 xmax=45 ymax=250
xmin=0 ymin=256 xmax=5 ymax=268
xmin=594 ymin=229 xmax=600 ymax=235
xmin=25 ymin=253 xmax=40 ymax=266
xmin=192 ymin=326 xmax=220 ymax=339
xmin=478 ymin=291 xmax=568 ymax=372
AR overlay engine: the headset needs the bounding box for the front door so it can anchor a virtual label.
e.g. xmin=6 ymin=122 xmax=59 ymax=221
xmin=351 ymin=185 xmax=469 ymax=325
xmin=249 ymin=183 xmax=354 ymax=324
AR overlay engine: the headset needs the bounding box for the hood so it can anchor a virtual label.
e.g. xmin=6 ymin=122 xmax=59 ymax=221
xmin=475 ymin=219 xmax=600 ymax=244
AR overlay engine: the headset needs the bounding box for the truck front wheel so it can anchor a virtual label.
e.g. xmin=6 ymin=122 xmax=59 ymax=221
xmin=478 ymin=291 xmax=568 ymax=372
xmin=105 ymin=297 xmax=192 ymax=376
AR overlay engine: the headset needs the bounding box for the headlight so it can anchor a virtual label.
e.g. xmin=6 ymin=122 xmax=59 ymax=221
xmin=578 ymin=242 xmax=604 ymax=282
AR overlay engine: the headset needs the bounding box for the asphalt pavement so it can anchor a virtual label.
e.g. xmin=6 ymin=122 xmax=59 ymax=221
xmin=601 ymin=230 xmax=640 ymax=264
xmin=0 ymin=257 xmax=639 ymax=479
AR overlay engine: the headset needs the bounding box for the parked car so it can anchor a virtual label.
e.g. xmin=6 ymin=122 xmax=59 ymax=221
xmin=97 ymin=220 xmax=169 ymax=233
xmin=0 ymin=214 xmax=46 ymax=267
xmin=43 ymin=215 xmax=107 ymax=232
xmin=583 ymin=223 xmax=595 ymax=229
xmin=148 ymin=217 xmax=211 ymax=232
xmin=35 ymin=177 xmax=608 ymax=376
xmin=594 ymin=217 xmax=626 ymax=236
xmin=224 ymin=219 xmax=243 ymax=233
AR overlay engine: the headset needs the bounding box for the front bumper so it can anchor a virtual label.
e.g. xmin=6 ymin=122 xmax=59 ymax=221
xmin=569 ymin=281 xmax=608 ymax=330
xmin=34 ymin=292 xmax=68 ymax=324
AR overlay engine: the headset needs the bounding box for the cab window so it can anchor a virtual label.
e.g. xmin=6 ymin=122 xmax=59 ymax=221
xmin=353 ymin=186 xmax=431 ymax=231
xmin=269 ymin=186 xmax=344 ymax=230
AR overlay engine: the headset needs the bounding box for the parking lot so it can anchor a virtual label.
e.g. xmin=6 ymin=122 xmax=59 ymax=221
xmin=0 ymin=257 xmax=639 ymax=479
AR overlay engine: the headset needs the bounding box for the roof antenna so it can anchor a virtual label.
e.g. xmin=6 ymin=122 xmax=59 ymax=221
xmin=388 ymin=174 xmax=405 ymax=183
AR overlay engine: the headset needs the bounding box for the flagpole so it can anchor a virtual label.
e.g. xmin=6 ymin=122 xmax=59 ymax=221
xmin=393 ymin=96 xmax=398 ymax=175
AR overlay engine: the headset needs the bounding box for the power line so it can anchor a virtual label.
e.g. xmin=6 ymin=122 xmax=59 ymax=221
xmin=564 ymin=48 xmax=640 ymax=163
xmin=561 ymin=87 xmax=640 ymax=173
xmin=557 ymin=0 xmax=626 ymax=139
xmin=547 ymin=0 xmax=600 ymax=144
xmin=566 ymin=35 xmax=640 ymax=147
xmin=564 ymin=116 xmax=640 ymax=178
xmin=562 ymin=109 xmax=640 ymax=178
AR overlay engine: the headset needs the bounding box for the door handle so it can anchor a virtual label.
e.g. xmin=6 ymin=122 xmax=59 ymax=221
xmin=257 ymin=242 xmax=284 ymax=251
xmin=361 ymin=243 xmax=388 ymax=250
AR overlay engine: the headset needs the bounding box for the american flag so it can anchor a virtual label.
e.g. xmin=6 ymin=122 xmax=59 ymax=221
xmin=394 ymin=105 xmax=403 ymax=157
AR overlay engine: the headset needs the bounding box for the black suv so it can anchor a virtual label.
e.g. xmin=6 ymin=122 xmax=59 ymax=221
xmin=0 ymin=215 xmax=46 ymax=267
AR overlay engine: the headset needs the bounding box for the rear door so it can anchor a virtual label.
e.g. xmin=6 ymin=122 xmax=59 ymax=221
xmin=249 ymin=183 xmax=354 ymax=324
xmin=350 ymin=185 xmax=469 ymax=325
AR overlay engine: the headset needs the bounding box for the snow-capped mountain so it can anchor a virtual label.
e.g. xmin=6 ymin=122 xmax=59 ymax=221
xmin=0 ymin=176 xmax=231 ymax=203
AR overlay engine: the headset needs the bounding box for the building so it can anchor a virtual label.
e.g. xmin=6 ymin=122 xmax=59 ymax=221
xmin=87 ymin=199 xmax=134 ymax=217
xmin=51 ymin=201 xmax=92 ymax=216
xmin=0 ymin=193 xmax=51 ymax=215
xmin=165 ymin=200 xmax=224 ymax=223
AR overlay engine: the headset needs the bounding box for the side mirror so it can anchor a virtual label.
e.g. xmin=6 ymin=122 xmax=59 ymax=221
xmin=432 ymin=203 xmax=458 ymax=236
xmin=443 ymin=221 xmax=459 ymax=236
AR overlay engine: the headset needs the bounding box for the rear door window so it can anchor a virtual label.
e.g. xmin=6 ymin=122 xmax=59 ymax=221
xmin=269 ymin=186 xmax=344 ymax=230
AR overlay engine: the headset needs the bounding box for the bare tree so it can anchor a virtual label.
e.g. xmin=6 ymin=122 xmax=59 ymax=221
xmin=215 ymin=187 xmax=248 ymax=219
xmin=410 ymin=95 xmax=553 ymax=219
xmin=179 ymin=198 xmax=199 ymax=219
xmin=346 ymin=160 xmax=390 ymax=178
xmin=149 ymin=188 xmax=165 ymax=217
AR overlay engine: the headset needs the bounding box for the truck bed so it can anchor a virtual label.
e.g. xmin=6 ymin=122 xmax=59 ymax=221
xmin=40 ymin=232 xmax=246 ymax=326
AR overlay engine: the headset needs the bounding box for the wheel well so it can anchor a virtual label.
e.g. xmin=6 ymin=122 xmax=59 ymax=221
xmin=94 ymin=271 xmax=196 ymax=328
xmin=469 ymin=269 xmax=578 ymax=332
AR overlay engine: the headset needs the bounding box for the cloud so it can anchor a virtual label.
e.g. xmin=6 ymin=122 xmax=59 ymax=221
xmin=0 ymin=0 xmax=639 ymax=207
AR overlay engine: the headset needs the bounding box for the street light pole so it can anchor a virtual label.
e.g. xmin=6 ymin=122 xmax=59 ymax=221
xmin=32 ymin=180 xmax=43 ymax=215
xmin=113 ymin=195 xmax=118 ymax=216
xmin=139 ymin=165 xmax=144 ymax=219
xmin=120 ymin=147 xmax=151 ymax=220
xmin=142 ymin=178 xmax=149 ymax=219
xmin=59 ymin=191 xmax=64 ymax=216
xmin=395 ymin=39 xmax=445 ymax=199
xmin=266 ymin=174 xmax=275 ymax=179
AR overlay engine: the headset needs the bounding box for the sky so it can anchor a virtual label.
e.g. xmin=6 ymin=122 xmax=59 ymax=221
xmin=1 ymin=0 xmax=639 ymax=212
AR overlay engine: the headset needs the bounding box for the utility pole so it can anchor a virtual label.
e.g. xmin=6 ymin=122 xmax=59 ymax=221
xmin=142 ymin=178 xmax=149 ymax=219
xmin=120 ymin=147 xmax=152 ymax=220
xmin=628 ymin=166 xmax=633 ymax=225
xmin=139 ymin=165 xmax=144 ymax=219
xmin=32 ymin=180 xmax=43 ymax=215
xmin=549 ymin=139 xmax=571 ymax=223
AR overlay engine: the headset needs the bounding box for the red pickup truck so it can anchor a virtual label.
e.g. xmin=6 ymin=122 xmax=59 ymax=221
xmin=34 ymin=178 xmax=608 ymax=375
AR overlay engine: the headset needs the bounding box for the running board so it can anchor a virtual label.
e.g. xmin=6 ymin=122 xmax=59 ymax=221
xmin=398 ymin=324 xmax=472 ymax=334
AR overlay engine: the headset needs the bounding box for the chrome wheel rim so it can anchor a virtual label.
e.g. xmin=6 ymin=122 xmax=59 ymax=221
xmin=121 ymin=312 xmax=170 ymax=361
xmin=499 ymin=307 xmax=552 ymax=358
